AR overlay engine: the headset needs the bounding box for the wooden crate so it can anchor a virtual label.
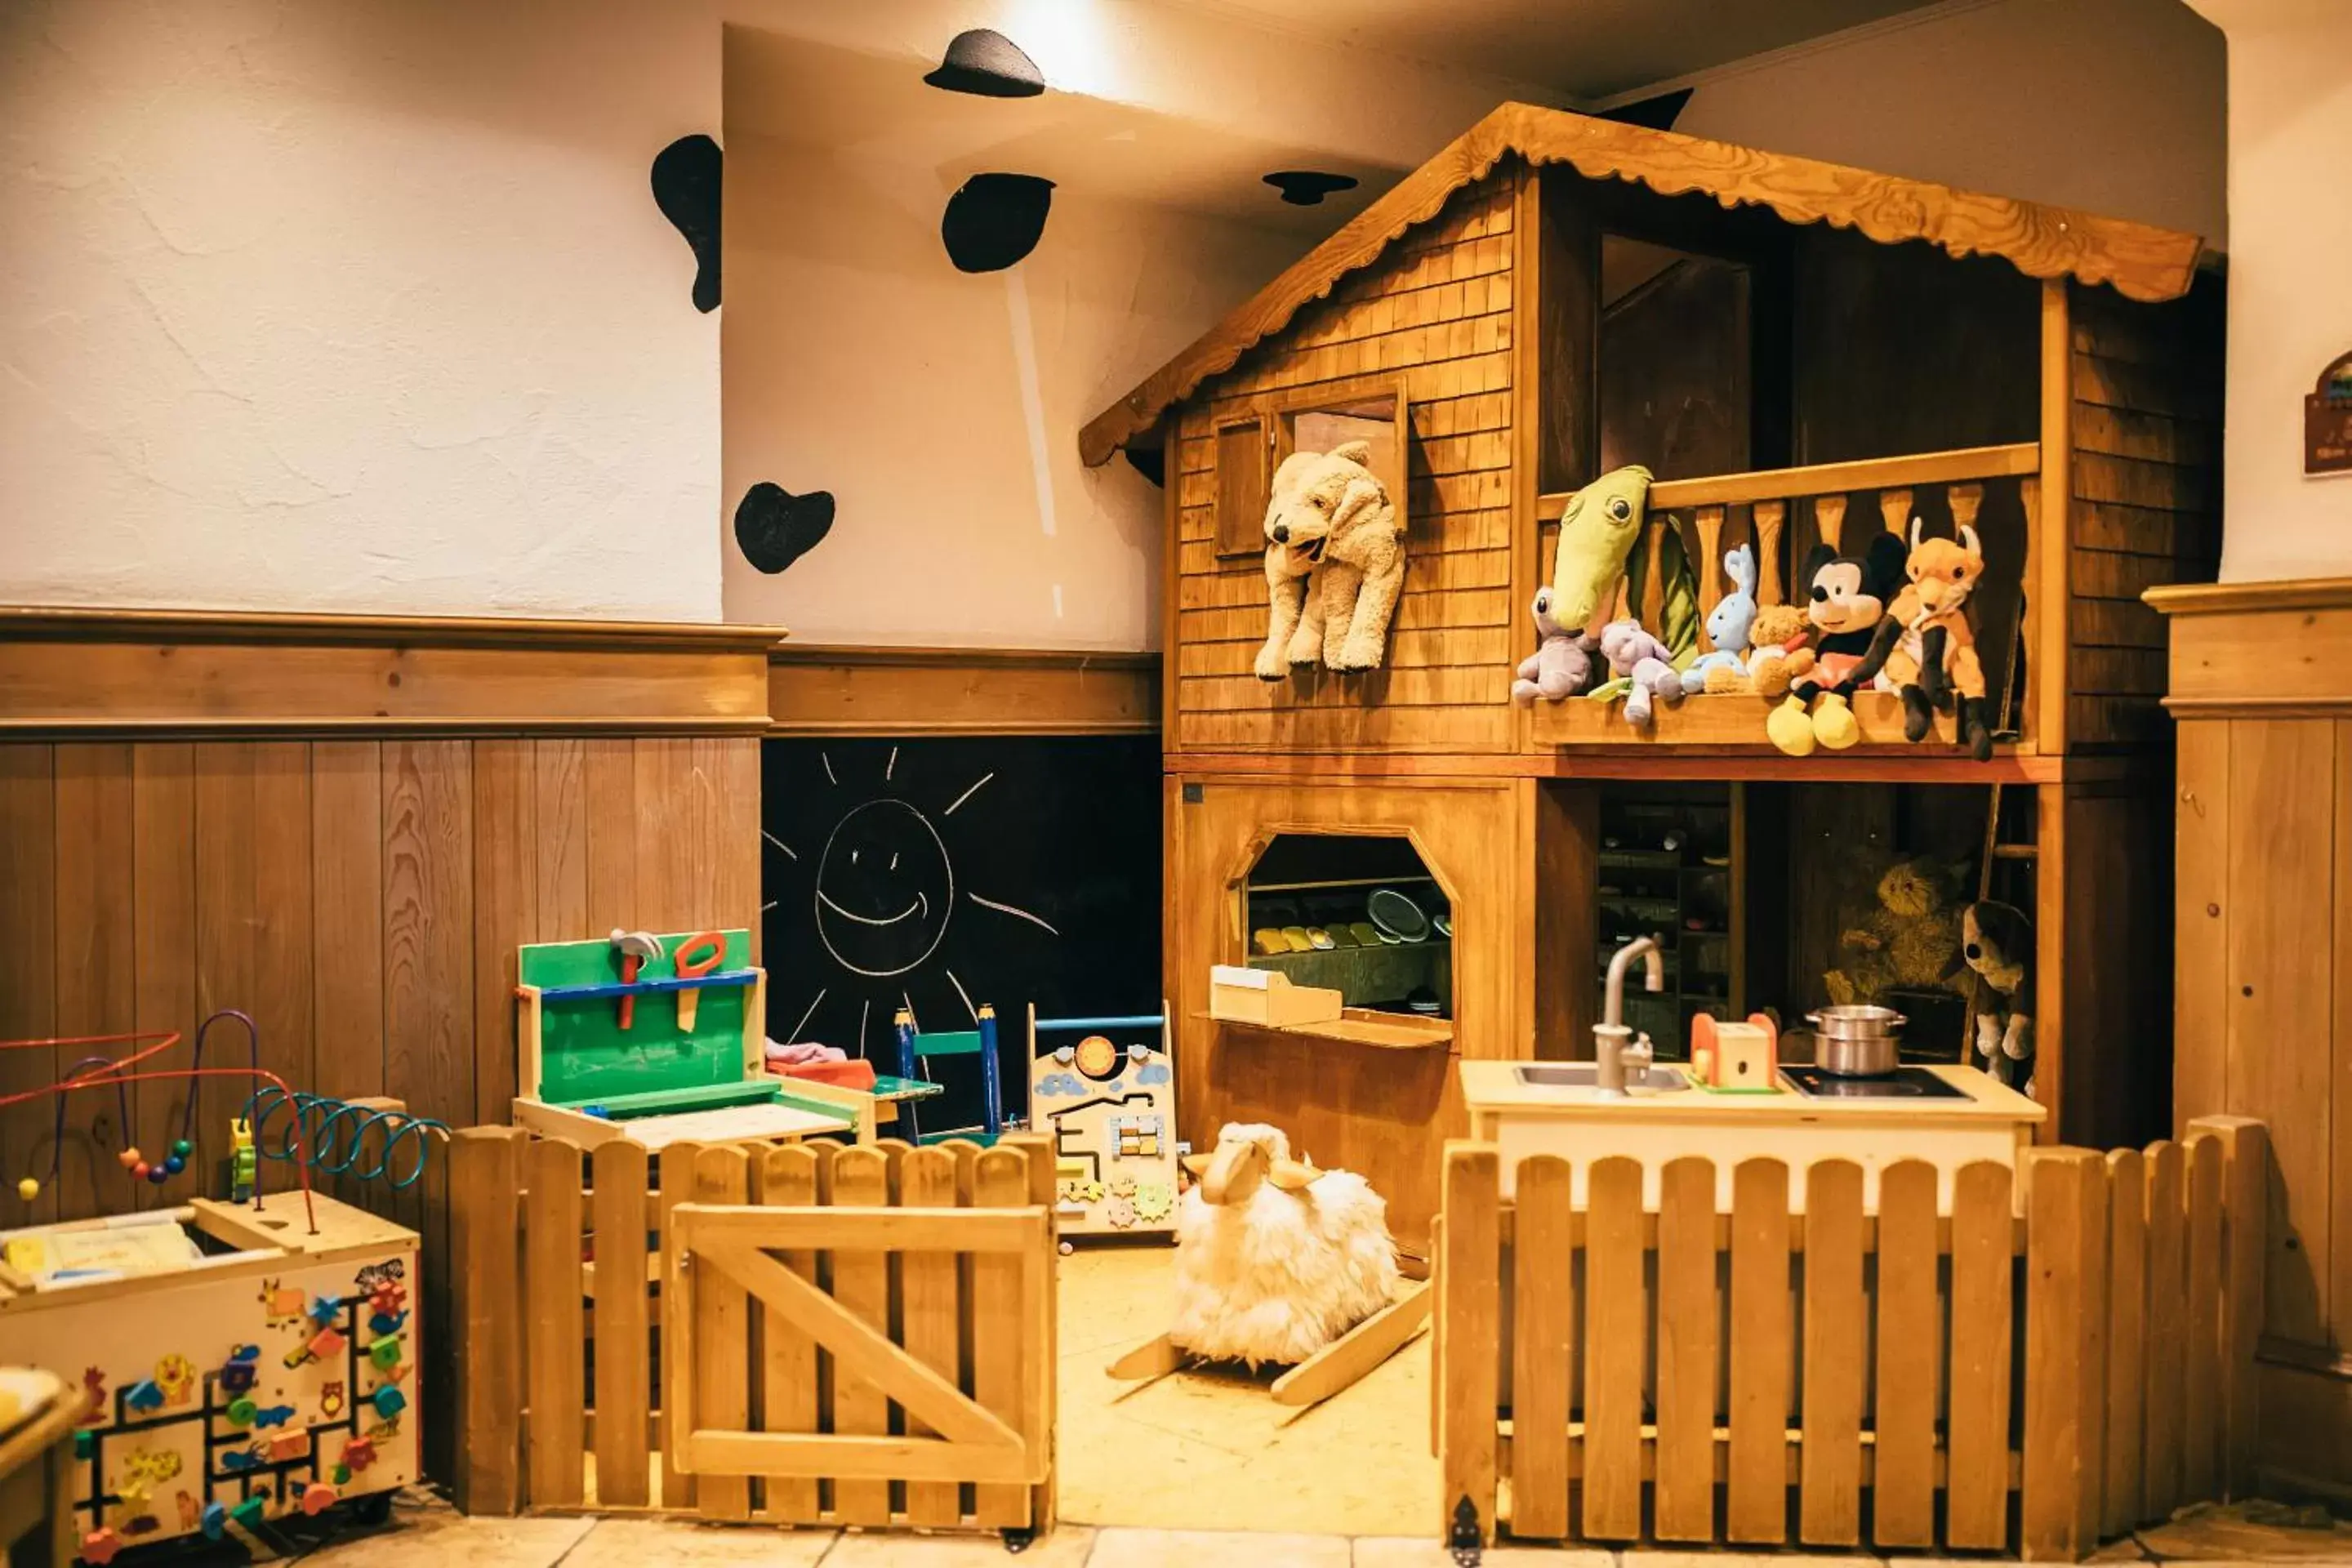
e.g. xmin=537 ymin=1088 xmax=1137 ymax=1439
xmin=1434 ymin=1116 xmax=2269 ymax=1559
xmin=445 ymin=1127 xmax=1057 ymax=1535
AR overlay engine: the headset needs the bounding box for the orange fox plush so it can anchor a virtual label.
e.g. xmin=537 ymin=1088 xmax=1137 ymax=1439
xmin=1880 ymin=520 xmax=1991 ymax=760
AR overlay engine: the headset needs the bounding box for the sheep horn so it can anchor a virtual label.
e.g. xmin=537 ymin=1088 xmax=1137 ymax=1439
xmin=1267 ymin=1159 xmax=1321 ymax=1192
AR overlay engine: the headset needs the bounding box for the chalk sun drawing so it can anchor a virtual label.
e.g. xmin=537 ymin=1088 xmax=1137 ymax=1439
xmin=772 ymin=746 xmax=1064 ymax=1059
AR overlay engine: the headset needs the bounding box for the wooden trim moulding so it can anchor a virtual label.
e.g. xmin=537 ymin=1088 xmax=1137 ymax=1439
xmin=1079 ymin=102 xmax=2202 ymax=464
xmin=2145 ymin=580 xmax=2352 ymax=617
xmin=768 ymin=644 xmax=1160 ymax=737
xmin=0 ymin=604 xmax=786 ymax=736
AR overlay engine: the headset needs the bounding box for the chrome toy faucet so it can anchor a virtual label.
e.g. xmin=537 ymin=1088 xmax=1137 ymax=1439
xmin=1594 ymin=934 xmax=1665 ymax=1098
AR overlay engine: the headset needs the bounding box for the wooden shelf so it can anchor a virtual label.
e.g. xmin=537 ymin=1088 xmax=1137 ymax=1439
xmin=1202 ymin=1006 xmax=1453 ymax=1050
xmin=1531 ymin=690 xmax=1996 ymax=755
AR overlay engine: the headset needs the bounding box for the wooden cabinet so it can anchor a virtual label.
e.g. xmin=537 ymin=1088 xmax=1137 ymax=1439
xmin=2151 ymin=581 xmax=2352 ymax=1500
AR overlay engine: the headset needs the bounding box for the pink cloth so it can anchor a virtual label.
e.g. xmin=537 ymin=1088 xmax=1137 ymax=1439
xmin=764 ymin=1040 xmax=848 ymax=1067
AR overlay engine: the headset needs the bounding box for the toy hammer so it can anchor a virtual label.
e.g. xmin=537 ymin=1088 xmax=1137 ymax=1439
xmin=609 ymin=929 xmax=663 ymax=1030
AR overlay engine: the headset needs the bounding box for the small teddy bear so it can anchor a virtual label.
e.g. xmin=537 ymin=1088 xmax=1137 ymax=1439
xmin=1511 ymin=586 xmax=1597 ymax=705
xmin=1597 ymin=619 xmax=1684 ymax=727
xmin=1683 ymin=545 xmax=1758 ymax=694
xmin=1702 ymin=602 xmax=1812 ymax=696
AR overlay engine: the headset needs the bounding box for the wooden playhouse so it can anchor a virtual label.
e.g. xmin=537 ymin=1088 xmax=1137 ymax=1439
xmin=1080 ymin=103 xmax=2220 ymax=1245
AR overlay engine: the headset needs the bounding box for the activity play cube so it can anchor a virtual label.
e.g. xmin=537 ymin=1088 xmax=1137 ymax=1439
xmin=0 ymin=1194 xmax=418 ymax=1561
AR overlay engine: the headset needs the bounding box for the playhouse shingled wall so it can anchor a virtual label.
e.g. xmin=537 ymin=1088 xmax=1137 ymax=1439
xmin=1169 ymin=168 xmax=1524 ymax=756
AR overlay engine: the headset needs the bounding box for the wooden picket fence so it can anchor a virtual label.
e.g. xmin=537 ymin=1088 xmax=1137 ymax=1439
xmin=444 ymin=1127 xmax=1058 ymax=1536
xmin=1434 ymin=1116 xmax=2270 ymax=1560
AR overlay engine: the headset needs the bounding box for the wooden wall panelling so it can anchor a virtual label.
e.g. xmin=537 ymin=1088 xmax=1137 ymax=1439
xmin=192 ymin=744 xmax=261 ymax=1176
xmin=252 ymin=743 xmax=316 ymax=1116
xmin=312 ymin=742 xmax=385 ymax=1099
xmin=383 ymin=741 xmax=475 ymax=1129
xmin=0 ymin=608 xmax=782 ymax=735
xmin=767 ymin=646 xmax=1160 ymax=738
xmin=52 ymin=743 xmax=132 ymax=1218
xmin=532 ymin=740 xmax=590 ymax=947
xmin=0 ymin=747 xmax=59 ymax=1220
xmin=581 ymin=738 xmax=639 ymax=938
xmin=131 ymin=745 xmax=198 ymax=1212
xmin=2224 ymin=721 xmax=2334 ymax=1351
xmin=472 ymin=740 xmax=537 ymax=1126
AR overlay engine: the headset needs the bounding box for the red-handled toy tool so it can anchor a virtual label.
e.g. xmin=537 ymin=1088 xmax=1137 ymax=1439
xmin=609 ymin=929 xmax=663 ymax=1030
xmin=672 ymin=931 xmax=724 ymax=1031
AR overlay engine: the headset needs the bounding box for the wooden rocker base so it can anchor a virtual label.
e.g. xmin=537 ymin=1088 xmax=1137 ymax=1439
xmin=1105 ymin=1280 xmax=1432 ymax=1409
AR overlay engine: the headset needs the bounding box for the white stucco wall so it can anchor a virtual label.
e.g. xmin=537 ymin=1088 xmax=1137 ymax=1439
xmin=0 ymin=0 xmax=726 ymax=620
xmin=0 ymin=0 xmax=1557 ymax=630
xmin=2187 ymin=0 xmax=2352 ymax=581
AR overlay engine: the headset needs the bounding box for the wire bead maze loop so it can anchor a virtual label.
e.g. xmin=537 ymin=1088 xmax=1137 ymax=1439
xmin=241 ymin=1089 xmax=449 ymax=1191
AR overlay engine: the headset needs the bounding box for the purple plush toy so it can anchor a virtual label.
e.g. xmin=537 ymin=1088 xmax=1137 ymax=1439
xmin=1510 ymin=587 xmax=1597 ymax=705
xmin=1598 ymin=618 xmax=1684 ymax=727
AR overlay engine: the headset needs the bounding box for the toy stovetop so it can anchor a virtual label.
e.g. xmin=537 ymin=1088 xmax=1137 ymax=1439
xmin=514 ymin=929 xmax=852 ymax=1149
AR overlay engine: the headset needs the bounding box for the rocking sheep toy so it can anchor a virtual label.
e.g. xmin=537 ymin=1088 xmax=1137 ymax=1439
xmin=1107 ymin=1122 xmax=1430 ymax=1406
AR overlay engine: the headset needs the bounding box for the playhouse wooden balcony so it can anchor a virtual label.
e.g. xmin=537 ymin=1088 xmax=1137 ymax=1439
xmin=1530 ymin=443 xmax=2044 ymax=767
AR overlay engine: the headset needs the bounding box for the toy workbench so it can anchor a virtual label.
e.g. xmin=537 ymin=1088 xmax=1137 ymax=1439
xmin=1029 ymin=1006 xmax=1178 ymax=1237
xmin=0 ymin=1193 xmax=417 ymax=1562
xmin=513 ymin=929 xmax=853 ymax=1151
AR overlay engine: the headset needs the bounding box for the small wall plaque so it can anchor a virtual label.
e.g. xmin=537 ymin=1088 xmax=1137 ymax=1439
xmin=2305 ymin=350 xmax=2352 ymax=476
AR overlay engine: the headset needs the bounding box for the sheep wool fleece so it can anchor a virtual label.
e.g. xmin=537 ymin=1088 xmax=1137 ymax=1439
xmin=1169 ymin=1124 xmax=1400 ymax=1368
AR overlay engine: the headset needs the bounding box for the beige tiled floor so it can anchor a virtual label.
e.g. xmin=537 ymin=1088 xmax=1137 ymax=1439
xmin=283 ymin=1494 xmax=2352 ymax=1567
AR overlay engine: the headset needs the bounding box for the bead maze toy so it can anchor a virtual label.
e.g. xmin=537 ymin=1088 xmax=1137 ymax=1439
xmin=512 ymin=928 xmax=855 ymax=1151
xmin=0 ymin=1017 xmax=422 ymax=1561
xmin=1027 ymin=1005 xmax=1178 ymax=1238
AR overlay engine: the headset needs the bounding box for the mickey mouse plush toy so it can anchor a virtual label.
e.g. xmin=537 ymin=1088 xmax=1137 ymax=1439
xmin=1765 ymin=532 xmax=1905 ymax=757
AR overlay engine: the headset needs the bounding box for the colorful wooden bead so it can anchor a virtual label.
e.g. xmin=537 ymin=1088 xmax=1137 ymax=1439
xmin=171 ymin=1138 xmax=192 ymax=1158
xmin=16 ymin=1178 xmax=37 ymax=1200
xmin=163 ymin=1155 xmax=186 ymax=1176
xmin=116 ymin=1147 xmax=140 ymax=1170
xmin=130 ymin=1160 xmax=150 ymax=1179
xmin=145 ymin=1165 xmax=169 ymax=1186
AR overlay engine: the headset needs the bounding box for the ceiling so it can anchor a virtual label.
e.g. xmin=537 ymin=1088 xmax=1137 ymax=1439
xmin=1150 ymin=0 xmax=1948 ymax=100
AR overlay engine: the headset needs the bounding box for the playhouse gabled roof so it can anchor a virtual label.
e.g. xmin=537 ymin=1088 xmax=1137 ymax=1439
xmin=1078 ymin=101 xmax=2204 ymax=466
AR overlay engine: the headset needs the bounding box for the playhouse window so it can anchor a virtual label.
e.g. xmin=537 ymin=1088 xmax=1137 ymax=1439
xmin=1597 ymin=235 xmax=1757 ymax=479
xmin=1241 ymin=832 xmax=1451 ymax=1020
xmin=1212 ymin=381 xmax=1409 ymax=558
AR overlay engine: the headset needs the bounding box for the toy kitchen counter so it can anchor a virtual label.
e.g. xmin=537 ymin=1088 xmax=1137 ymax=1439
xmin=1457 ymin=1059 xmax=2043 ymax=1213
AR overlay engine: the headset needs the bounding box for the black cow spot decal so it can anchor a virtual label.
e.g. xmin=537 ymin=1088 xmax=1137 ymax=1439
xmin=924 ymin=29 xmax=1045 ymax=98
xmin=941 ymin=174 xmax=1054 ymax=274
xmin=652 ymin=134 xmax=723 ymax=313
xmin=1263 ymin=170 xmax=1359 ymax=207
xmin=735 ymin=483 xmax=835 ymax=575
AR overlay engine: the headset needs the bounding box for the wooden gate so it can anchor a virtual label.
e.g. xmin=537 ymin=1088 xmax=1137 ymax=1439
xmin=663 ymin=1152 xmax=1054 ymax=1520
xmin=448 ymin=1128 xmax=1058 ymax=1534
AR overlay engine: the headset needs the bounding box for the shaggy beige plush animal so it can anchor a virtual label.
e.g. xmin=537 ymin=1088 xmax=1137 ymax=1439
xmin=1169 ymin=1123 xmax=1399 ymax=1368
xmin=1252 ymin=441 xmax=1404 ymax=679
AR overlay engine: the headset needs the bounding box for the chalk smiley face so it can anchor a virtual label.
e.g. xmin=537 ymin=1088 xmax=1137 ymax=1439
xmin=813 ymin=800 xmax=954 ymax=978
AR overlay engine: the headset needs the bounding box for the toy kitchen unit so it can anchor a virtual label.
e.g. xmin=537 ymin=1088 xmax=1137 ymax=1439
xmin=1460 ymin=938 xmax=2044 ymax=1212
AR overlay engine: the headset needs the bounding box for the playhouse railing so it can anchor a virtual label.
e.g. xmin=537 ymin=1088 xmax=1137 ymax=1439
xmin=445 ymin=1127 xmax=1058 ymax=1534
xmin=1433 ymin=1116 xmax=2267 ymax=1559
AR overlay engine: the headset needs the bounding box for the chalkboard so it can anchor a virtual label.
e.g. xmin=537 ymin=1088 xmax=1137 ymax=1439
xmin=760 ymin=736 xmax=1161 ymax=1128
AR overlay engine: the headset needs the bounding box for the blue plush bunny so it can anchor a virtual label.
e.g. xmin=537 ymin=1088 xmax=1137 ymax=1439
xmin=1682 ymin=543 xmax=1759 ymax=694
